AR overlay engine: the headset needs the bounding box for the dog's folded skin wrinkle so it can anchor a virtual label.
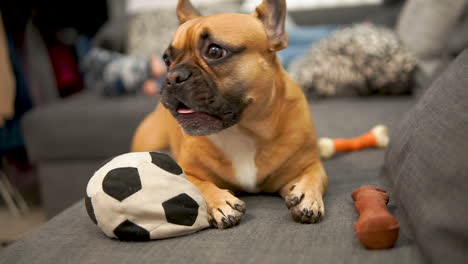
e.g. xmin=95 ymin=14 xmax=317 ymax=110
xmin=132 ymin=0 xmax=328 ymax=229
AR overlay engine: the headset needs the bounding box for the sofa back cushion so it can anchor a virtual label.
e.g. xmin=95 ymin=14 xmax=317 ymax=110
xmin=396 ymin=0 xmax=468 ymax=76
xmin=383 ymin=48 xmax=468 ymax=263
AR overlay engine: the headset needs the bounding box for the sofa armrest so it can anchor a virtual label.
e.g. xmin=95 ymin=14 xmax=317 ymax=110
xmin=383 ymin=48 xmax=468 ymax=263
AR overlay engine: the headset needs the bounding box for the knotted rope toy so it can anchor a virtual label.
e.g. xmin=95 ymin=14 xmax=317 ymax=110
xmin=318 ymin=125 xmax=389 ymax=159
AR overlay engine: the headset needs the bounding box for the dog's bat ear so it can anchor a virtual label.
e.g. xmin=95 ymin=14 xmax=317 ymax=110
xmin=177 ymin=0 xmax=201 ymax=24
xmin=253 ymin=0 xmax=288 ymax=51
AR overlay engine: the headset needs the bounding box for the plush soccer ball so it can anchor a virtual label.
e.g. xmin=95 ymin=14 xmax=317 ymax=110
xmin=85 ymin=152 xmax=209 ymax=241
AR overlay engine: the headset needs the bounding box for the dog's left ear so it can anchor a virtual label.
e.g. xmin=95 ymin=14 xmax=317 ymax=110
xmin=253 ymin=0 xmax=288 ymax=51
xmin=177 ymin=0 xmax=201 ymax=25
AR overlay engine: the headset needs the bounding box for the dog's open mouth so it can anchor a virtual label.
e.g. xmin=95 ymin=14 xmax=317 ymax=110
xmin=160 ymin=64 xmax=246 ymax=136
xmin=176 ymin=102 xmax=196 ymax=114
xmin=174 ymin=102 xmax=224 ymax=136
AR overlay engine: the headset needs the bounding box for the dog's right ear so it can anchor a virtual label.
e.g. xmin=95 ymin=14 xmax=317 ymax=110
xmin=177 ymin=0 xmax=201 ymax=25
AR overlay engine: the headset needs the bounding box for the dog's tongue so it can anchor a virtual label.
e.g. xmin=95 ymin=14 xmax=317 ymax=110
xmin=178 ymin=108 xmax=196 ymax=114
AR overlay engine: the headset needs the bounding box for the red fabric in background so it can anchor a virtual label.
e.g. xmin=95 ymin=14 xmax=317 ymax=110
xmin=48 ymin=42 xmax=83 ymax=97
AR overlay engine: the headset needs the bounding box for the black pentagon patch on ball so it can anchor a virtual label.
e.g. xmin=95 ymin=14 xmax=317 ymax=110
xmin=102 ymin=167 xmax=141 ymax=201
xmin=85 ymin=196 xmax=97 ymax=225
xmin=162 ymin=193 xmax=199 ymax=226
xmin=113 ymin=220 xmax=150 ymax=241
xmin=150 ymin=152 xmax=183 ymax=175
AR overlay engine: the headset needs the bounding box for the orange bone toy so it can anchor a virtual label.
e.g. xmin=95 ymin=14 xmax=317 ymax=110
xmin=318 ymin=125 xmax=389 ymax=159
xmin=351 ymin=186 xmax=400 ymax=249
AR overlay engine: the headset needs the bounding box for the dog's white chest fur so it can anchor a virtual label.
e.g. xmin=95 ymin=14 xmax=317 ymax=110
xmin=208 ymin=126 xmax=259 ymax=192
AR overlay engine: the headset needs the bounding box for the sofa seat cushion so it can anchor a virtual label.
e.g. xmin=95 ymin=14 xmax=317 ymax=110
xmin=0 ymin=154 xmax=423 ymax=264
xmin=22 ymin=91 xmax=156 ymax=162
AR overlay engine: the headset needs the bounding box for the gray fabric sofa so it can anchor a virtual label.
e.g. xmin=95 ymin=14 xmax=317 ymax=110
xmin=4 ymin=1 xmax=467 ymax=263
xmin=3 ymin=49 xmax=468 ymax=263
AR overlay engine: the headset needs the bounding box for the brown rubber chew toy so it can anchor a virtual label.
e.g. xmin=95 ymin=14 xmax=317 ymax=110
xmin=351 ymin=186 xmax=400 ymax=249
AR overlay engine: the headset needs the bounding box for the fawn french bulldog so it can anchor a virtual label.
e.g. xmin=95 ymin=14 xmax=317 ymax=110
xmin=132 ymin=0 xmax=328 ymax=228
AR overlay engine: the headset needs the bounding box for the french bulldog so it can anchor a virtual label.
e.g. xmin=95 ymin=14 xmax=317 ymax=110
xmin=132 ymin=0 xmax=328 ymax=228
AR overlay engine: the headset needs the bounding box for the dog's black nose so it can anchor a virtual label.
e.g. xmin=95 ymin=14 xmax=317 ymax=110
xmin=167 ymin=67 xmax=192 ymax=84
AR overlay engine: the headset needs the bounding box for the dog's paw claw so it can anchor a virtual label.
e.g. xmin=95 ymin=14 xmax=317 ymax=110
xmin=285 ymin=193 xmax=304 ymax=209
xmin=285 ymin=191 xmax=324 ymax=224
xmin=234 ymin=203 xmax=246 ymax=213
xmin=207 ymin=192 xmax=246 ymax=229
xmin=209 ymin=218 xmax=218 ymax=228
xmin=303 ymin=208 xmax=312 ymax=217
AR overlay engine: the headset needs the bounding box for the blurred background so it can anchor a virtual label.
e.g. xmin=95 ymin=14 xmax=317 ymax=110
xmin=0 ymin=0 xmax=466 ymax=247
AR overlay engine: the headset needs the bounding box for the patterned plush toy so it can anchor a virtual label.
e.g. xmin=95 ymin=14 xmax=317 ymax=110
xmin=85 ymin=152 xmax=209 ymax=241
xmin=318 ymin=125 xmax=389 ymax=159
xmin=289 ymin=23 xmax=417 ymax=98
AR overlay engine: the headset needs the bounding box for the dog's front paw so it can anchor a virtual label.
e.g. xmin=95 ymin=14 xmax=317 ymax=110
xmin=206 ymin=190 xmax=246 ymax=229
xmin=285 ymin=186 xmax=324 ymax=224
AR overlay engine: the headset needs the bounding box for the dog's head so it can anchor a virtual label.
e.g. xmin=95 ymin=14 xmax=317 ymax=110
xmin=160 ymin=0 xmax=288 ymax=136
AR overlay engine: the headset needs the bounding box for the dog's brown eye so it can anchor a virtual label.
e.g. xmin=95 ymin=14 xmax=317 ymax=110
xmin=163 ymin=54 xmax=171 ymax=67
xmin=205 ymin=44 xmax=226 ymax=60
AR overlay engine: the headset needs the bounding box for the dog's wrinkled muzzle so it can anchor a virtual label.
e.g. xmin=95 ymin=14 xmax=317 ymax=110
xmin=160 ymin=64 xmax=245 ymax=136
